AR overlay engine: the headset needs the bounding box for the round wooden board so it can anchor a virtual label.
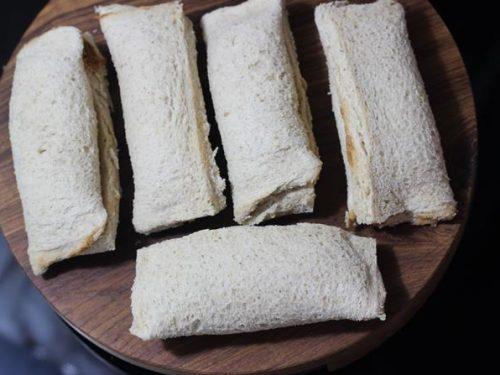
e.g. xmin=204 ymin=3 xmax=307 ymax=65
xmin=0 ymin=0 xmax=477 ymax=374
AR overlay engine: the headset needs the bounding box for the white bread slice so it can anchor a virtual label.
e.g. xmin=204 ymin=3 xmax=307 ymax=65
xmin=130 ymin=223 xmax=386 ymax=340
xmin=9 ymin=27 xmax=120 ymax=275
xmin=201 ymin=0 xmax=322 ymax=225
xmin=315 ymin=0 xmax=456 ymax=227
xmin=97 ymin=2 xmax=226 ymax=234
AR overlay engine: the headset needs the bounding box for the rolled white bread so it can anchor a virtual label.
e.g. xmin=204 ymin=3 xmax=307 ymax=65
xmin=131 ymin=223 xmax=386 ymax=340
xmin=98 ymin=2 xmax=226 ymax=234
xmin=9 ymin=27 xmax=120 ymax=275
xmin=315 ymin=0 xmax=456 ymax=227
xmin=202 ymin=0 xmax=322 ymax=225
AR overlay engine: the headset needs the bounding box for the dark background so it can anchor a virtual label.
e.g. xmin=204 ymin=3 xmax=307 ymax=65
xmin=0 ymin=1 xmax=495 ymax=374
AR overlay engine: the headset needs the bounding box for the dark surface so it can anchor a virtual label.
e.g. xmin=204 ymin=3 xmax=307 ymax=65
xmin=0 ymin=0 xmax=494 ymax=374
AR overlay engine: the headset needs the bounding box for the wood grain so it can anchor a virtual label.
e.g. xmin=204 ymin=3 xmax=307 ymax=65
xmin=0 ymin=0 xmax=477 ymax=374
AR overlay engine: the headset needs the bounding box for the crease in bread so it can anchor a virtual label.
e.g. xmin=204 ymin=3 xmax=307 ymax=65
xmin=97 ymin=2 xmax=226 ymax=234
xmin=202 ymin=0 xmax=322 ymax=225
xmin=314 ymin=0 xmax=457 ymax=227
xmin=130 ymin=223 xmax=386 ymax=340
xmin=82 ymin=34 xmax=121 ymax=254
xmin=9 ymin=27 xmax=120 ymax=275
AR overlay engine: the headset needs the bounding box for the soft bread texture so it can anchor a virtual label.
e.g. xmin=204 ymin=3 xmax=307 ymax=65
xmin=131 ymin=223 xmax=386 ymax=340
xmin=9 ymin=27 xmax=119 ymax=275
xmin=315 ymin=0 xmax=456 ymax=227
xmin=202 ymin=0 xmax=322 ymax=225
xmin=82 ymin=34 xmax=121 ymax=254
xmin=97 ymin=2 xmax=226 ymax=234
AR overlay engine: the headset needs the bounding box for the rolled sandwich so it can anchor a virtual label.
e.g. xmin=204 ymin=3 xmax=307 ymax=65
xmin=202 ymin=0 xmax=322 ymax=225
xmin=315 ymin=0 xmax=457 ymax=227
xmin=9 ymin=27 xmax=120 ymax=275
xmin=130 ymin=223 xmax=386 ymax=339
xmin=98 ymin=2 xmax=226 ymax=234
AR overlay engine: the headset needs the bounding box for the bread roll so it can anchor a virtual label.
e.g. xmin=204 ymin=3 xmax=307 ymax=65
xmin=9 ymin=27 xmax=120 ymax=275
xmin=202 ymin=0 xmax=322 ymax=225
xmin=131 ymin=223 xmax=386 ymax=340
xmin=315 ymin=0 xmax=456 ymax=227
xmin=98 ymin=2 xmax=226 ymax=234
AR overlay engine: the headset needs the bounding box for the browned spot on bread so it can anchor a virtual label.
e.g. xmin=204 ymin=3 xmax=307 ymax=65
xmin=412 ymin=215 xmax=438 ymax=226
xmin=411 ymin=203 xmax=457 ymax=226
xmin=341 ymin=103 xmax=357 ymax=170
xmin=345 ymin=210 xmax=357 ymax=228
xmin=83 ymin=39 xmax=104 ymax=73
xmin=31 ymin=227 xmax=102 ymax=275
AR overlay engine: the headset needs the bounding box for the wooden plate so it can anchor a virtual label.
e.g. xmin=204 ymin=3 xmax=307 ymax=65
xmin=0 ymin=0 xmax=477 ymax=374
